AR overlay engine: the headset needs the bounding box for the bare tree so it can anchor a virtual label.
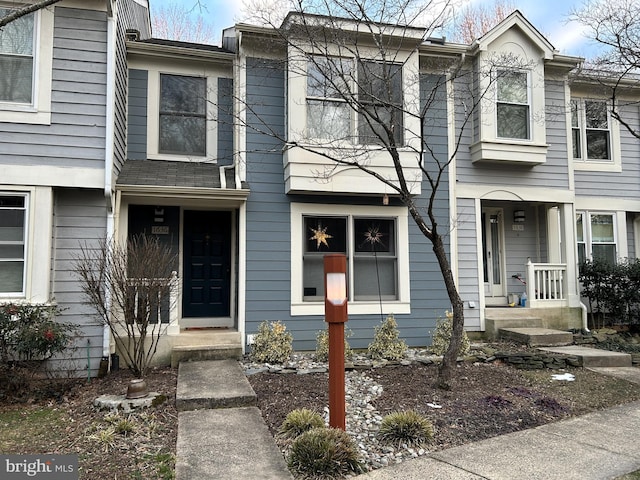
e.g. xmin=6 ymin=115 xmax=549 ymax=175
xmin=151 ymin=1 xmax=216 ymax=44
xmin=572 ymin=0 xmax=640 ymax=139
xmin=234 ymin=0 xmax=520 ymax=389
xmin=0 ymin=0 xmax=61 ymax=28
xmin=74 ymin=235 xmax=178 ymax=378
xmin=449 ymin=0 xmax=515 ymax=44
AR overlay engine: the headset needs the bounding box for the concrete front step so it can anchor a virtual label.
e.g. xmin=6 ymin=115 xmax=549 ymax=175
xmin=176 ymin=360 xmax=257 ymax=412
xmin=485 ymin=315 xmax=544 ymax=339
xmin=539 ymin=346 xmax=633 ymax=367
xmin=499 ymin=327 xmax=573 ymax=347
xmin=171 ymin=345 xmax=242 ymax=368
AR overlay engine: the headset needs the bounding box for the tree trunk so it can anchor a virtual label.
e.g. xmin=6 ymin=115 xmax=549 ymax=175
xmin=431 ymin=233 xmax=465 ymax=389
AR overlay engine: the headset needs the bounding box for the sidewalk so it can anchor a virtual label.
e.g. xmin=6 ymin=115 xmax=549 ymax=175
xmin=175 ymin=360 xmax=640 ymax=480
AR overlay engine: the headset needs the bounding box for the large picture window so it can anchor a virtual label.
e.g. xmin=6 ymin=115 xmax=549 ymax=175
xmin=159 ymin=74 xmax=206 ymax=156
xmin=576 ymin=212 xmax=617 ymax=265
xmin=302 ymin=215 xmax=397 ymax=302
xmin=0 ymin=195 xmax=27 ymax=294
xmin=571 ymin=99 xmax=611 ymax=161
xmin=496 ymin=70 xmax=530 ymax=140
xmin=358 ymin=61 xmax=404 ymax=146
xmin=306 ymin=57 xmax=352 ymax=141
xmin=0 ymin=8 xmax=34 ymax=104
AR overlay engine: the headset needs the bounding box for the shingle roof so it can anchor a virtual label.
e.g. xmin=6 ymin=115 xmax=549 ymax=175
xmin=137 ymin=38 xmax=232 ymax=54
xmin=116 ymin=159 xmax=248 ymax=190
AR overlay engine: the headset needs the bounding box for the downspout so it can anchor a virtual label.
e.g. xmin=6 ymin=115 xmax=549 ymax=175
xmin=103 ymin=2 xmax=117 ymax=360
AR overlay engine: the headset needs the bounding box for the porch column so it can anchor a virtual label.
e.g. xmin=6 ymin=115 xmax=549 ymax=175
xmin=560 ymin=203 xmax=581 ymax=307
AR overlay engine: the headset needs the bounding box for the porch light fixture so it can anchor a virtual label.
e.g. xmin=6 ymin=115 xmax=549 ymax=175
xmin=514 ymin=210 xmax=526 ymax=223
xmin=324 ymin=254 xmax=348 ymax=430
xmin=382 ymin=193 xmax=389 ymax=206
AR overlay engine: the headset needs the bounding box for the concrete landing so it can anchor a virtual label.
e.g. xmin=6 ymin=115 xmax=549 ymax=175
xmin=500 ymin=327 xmax=573 ymax=346
xmin=176 ymin=359 xmax=256 ymax=412
xmin=540 ymin=345 xmax=632 ymax=367
xmin=176 ymin=406 xmax=293 ymax=480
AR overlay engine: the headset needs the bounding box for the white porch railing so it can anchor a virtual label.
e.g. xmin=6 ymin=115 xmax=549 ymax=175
xmin=127 ymin=272 xmax=179 ymax=330
xmin=525 ymin=260 xmax=568 ymax=307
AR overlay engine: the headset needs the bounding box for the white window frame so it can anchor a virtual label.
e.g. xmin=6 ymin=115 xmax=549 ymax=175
xmin=0 ymin=193 xmax=28 ymax=296
xmin=576 ymin=211 xmax=618 ymax=265
xmin=571 ymin=97 xmax=622 ymax=172
xmin=290 ymin=203 xmax=410 ymax=316
xmin=0 ymin=5 xmax=53 ymax=125
xmin=146 ymin=69 xmax=216 ymax=162
xmin=495 ymin=69 xmax=531 ymax=141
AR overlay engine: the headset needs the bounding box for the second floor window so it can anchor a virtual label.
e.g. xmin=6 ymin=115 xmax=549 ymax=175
xmin=358 ymin=61 xmax=404 ymax=146
xmin=0 ymin=9 xmax=34 ymax=104
xmin=496 ymin=70 xmax=530 ymax=140
xmin=159 ymin=74 xmax=206 ymax=156
xmin=571 ymin=99 xmax=610 ymax=161
xmin=306 ymin=57 xmax=352 ymax=141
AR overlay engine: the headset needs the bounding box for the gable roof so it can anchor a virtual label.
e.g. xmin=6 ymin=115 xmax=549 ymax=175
xmin=473 ymin=10 xmax=556 ymax=60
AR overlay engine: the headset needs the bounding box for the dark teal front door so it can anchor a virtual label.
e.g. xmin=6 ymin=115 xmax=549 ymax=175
xmin=182 ymin=210 xmax=231 ymax=318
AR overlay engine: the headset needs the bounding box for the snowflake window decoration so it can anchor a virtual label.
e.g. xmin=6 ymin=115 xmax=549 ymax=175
xmin=361 ymin=224 xmax=386 ymax=250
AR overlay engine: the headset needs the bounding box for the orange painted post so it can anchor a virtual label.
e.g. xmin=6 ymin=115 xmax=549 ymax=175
xmin=324 ymin=254 xmax=348 ymax=430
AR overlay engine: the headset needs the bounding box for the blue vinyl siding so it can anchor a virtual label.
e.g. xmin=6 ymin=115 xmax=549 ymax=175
xmin=51 ymin=188 xmax=107 ymax=377
xmin=127 ymin=69 xmax=148 ymax=160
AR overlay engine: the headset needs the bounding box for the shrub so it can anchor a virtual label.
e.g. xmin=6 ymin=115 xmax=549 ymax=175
xmin=250 ymin=320 xmax=293 ymax=364
xmin=278 ymin=408 xmax=325 ymax=441
xmin=377 ymin=410 xmax=434 ymax=447
xmin=288 ymin=427 xmax=364 ymax=478
xmin=429 ymin=311 xmax=470 ymax=356
xmin=315 ymin=328 xmax=353 ymax=362
xmin=367 ymin=315 xmax=407 ymax=360
xmin=0 ymin=302 xmax=75 ymax=367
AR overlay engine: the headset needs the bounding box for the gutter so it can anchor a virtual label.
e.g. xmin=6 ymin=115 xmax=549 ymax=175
xmin=103 ymin=2 xmax=117 ymax=359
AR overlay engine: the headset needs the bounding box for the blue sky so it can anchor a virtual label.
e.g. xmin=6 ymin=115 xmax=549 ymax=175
xmin=149 ymin=0 xmax=600 ymax=58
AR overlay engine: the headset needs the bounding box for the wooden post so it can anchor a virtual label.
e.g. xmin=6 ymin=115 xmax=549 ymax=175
xmin=324 ymin=254 xmax=347 ymax=430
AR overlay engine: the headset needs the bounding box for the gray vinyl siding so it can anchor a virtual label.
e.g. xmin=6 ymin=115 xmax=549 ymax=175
xmin=455 ymin=80 xmax=570 ymax=192
xmin=244 ymin=60 xmax=450 ymax=350
xmin=127 ymin=69 xmax=148 ymax=160
xmin=217 ymin=77 xmax=234 ymax=166
xmin=112 ymin=11 xmax=130 ymax=177
xmin=0 ymin=7 xmax=107 ymax=173
xmin=119 ymin=0 xmax=152 ymax=39
xmin=575 ymin=104 xmax=640 ymax=198
xmin=50 ymin=188 xmax=107 ymax=377
xmin=456 ymin=198 xmax=481 ymax=329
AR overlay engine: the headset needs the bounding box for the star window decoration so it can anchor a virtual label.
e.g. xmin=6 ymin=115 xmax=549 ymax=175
xmin=309 ymin=225 xmax=332 ymax=249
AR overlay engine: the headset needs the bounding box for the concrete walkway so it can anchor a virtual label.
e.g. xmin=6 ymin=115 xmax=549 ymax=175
xmin=175 ymin=359 xmax=640 ymax=480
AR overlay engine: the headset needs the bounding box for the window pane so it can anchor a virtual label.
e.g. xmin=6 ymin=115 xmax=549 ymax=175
xmin=358 ymin=106 xmax=404 ymax=145
xmin=159 ymin=115 xmax=206 ymax=155
xmin=570 ymin=100 xmax=579 ymax=128
xmin=591 ymin=215 xmax=614 ymax=242
xmin=303 ymin=256 xmax=324 ymax=300
xmin=592 ymin=244 xmax=616 ymax=264
xmin=354 ymin=257 xmax=396 ymax=299
xmin=305 ymin=217 xmax=346 ymax=253
xmin=307 ymin=58 xmax=351 ymax=99
xmin=576 ymin=214 xmax=584 ymax=242
xmin=0 ymin=261 xmax=23 ymax=292
xmin=0 ymin=10 xmax=33 ymax=54
xmin=354 ymin=218 xmax=394 ymax=253
xmin=586 ymin=130 xmax=610 ymax=160
xmin=0 ymin=211 xmax=25 ymax=242
xmin=585 ymin=101 xmax=608 ymax=129
xmin=358 ymin=61 xmax=402 ymax=105
xmin=307 ymin=100 xmax=350 ymax=141
xmin=577 ymin=243 xmax=586 ymax=266
xmin=160 ymin=75 xmax=206 ymax=114
xmin=497 ymin=71 xmax=527 ymax=104
xmin=572 ymin=128 xmax=581 ymax=159
xmin=497 ymin=103 xmax=529 ymax=139
xmin=0 ymin=56 xmax=33 ymax=103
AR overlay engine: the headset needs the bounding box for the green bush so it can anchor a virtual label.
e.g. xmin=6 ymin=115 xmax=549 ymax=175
xmin=250 ymin=320 xmax=293 ymax=364
xmin=429 ymin=311 xmax=470 ymax=356
xmin=315 ymin=328 xmax=353 ymax=362
xmin=367 ymin=315 xmax=407 ymax=360
xmin=0 ymin=302 xmax=75 ymax=365
xmin=288 ymin=427 xmax=364 ymax=478
xmin=278 ymin=408 xmax=325 ymax=441
xmin=377 ymin=410 xmax=434 ymax=447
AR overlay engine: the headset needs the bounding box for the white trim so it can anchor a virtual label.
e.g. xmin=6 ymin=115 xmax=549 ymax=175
xmin=239 ymin=202 xmax=247 ymax=351
xmin=0 ymin=7 xmax=53 ymax=125
xmin=575 ymin=197 xmax=640 ymax=212
xmin=289 ymin=202 xmax=411 ymax=316
xmin=634 ymin=216 xmax=640 ymax=260
xmin=447 ymin=70 xmax=458 ymax=290
xmin=456 ymin=184 xmax=575 ymax=204
xmin=474 ymin=198 xmax=486 ymax=329
xmin=1 ymin=166 xmax=105 ymax=189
